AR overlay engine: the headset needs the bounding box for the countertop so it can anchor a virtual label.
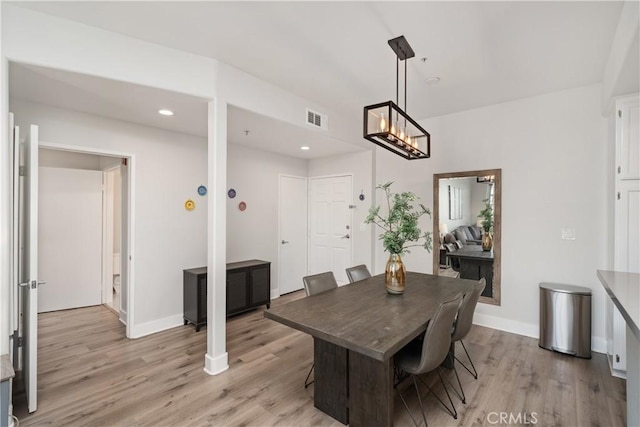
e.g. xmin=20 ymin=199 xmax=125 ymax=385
xmin=597 ymin=270 xmax=640 ymax=341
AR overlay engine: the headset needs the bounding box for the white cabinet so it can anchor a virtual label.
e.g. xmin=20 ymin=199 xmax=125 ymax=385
xmin=617 ymin=96 xmax=640 ymax=180
xmin=608 ymin=93 xmax=640 ymax=378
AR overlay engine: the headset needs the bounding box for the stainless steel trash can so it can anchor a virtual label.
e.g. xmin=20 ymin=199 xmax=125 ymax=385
xmin=539 ymin=283 xmax=591 ymax=359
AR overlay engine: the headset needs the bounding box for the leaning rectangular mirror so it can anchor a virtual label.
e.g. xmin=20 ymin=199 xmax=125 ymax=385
xmin=433 ymin=169 xmax=502 ymax=305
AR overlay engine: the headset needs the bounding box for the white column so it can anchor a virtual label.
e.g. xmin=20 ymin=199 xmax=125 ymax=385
xmin=204 ymin=98 xmax=229 ymax=375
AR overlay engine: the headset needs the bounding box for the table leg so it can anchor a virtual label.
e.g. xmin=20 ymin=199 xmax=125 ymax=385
xmin=314 ymin=338 xmax=348 ymax=424
xmin=349 ymin=351 xmax=394 ymax=427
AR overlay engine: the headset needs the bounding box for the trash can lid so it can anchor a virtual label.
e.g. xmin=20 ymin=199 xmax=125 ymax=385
xmin=539 ymin=282 xmax=592 ymax=295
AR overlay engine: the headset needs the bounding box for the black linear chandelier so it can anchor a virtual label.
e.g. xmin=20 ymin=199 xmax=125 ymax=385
xmin=363 ymin=36 xmax=430 ymax=160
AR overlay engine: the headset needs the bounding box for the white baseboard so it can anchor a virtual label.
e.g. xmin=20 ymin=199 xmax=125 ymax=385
xmin=270 ymin=289 xmax=280 ymax=300
xmin=119 ymin=309 xmax=127 ymax=326
xmin=473 ymin=312 xmax=538 ymax=339
xmin=130 ymin=314 xmax=183 ymax=339
xmin=592 ymin=336 xmax=607 ymax=354
xmin=473 ymin=313 xmax=607 ymax=354
xmin=204 ymin=352 xmax=229 ymax=375
xmin=606 ymin=353 xmax=627 ymax=379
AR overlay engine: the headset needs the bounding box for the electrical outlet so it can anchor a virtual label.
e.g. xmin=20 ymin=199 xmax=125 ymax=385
xmin=561 ymin=228 xmax=576 ymax=240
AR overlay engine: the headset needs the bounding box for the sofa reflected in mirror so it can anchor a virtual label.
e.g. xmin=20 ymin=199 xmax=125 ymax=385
xmin=433 ymin=169 xmax=502 ymax=306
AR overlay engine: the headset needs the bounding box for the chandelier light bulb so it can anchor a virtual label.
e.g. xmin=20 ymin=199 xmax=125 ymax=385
xmin=380 ymin=113 xmax=386 ymax=132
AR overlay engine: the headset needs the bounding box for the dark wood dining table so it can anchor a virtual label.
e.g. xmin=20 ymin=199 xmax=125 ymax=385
xmin=264 ymin=272 xmax=477 ymax=427
xmin=446 ymin=246 xmax=494 ymax=298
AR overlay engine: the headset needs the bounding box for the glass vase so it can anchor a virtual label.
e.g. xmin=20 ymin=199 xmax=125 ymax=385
xmin=385 ymin=253 xmax=406 ymax=294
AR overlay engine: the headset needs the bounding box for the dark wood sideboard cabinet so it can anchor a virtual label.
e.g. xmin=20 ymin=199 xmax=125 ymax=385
xmin=183 ymin=260 xmax=271 ymax=331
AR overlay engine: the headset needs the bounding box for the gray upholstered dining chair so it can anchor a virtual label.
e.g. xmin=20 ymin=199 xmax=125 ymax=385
xmin=301 ymin=271 xmax=338 ymax=388
xmin=394 ymin=293 xmax=463 ymax=426
xmin=450 ymin=278 xmax=486 ymax=404
xmin=345 ymin=264 xmax=372 ymax=283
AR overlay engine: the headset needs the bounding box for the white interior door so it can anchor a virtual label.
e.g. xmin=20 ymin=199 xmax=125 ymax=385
xmin=39 ymin=167 xmax=103 ymax=312
xmin=309 ymin=175 xmax=352 ymax=285
xmin=278 ymin=175 xmax=308 ymax=295
xmin=19 ymin=124 xmax=41 ymax=413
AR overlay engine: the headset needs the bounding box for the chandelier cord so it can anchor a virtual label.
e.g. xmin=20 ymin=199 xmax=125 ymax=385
xmin=404 ymin=58 xmax=408 ymax=115
xmin=396 ymin=55 xmax=399 ymax=107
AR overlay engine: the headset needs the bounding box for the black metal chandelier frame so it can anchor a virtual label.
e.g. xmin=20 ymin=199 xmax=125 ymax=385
xmin=363 ymin=35 xmax=431 ymax=160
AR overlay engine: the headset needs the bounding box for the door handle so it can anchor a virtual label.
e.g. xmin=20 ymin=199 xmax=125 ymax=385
xmin=341 ymin=234 xmax=350 ymax=239
xmin=281 ymin=240 xmax=289 ymax=244
xmin=19 ymin=280 xmax=46 ymax=289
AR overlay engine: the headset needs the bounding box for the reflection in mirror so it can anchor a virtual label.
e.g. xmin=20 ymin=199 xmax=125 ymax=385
xmin=433 ymin=169 xmax=501 ymax=305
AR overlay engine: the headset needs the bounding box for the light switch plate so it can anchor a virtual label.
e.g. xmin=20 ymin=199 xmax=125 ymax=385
xmin=561 ymin=228 xmax=576 ymax=240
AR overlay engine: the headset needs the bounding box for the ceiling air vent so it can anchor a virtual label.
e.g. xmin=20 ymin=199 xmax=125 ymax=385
xmin=306 ymin=108 xmax=328 ymax=131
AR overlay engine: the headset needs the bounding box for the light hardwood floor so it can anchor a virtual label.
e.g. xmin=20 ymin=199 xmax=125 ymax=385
xmin=14 ymin=291 xmax=625 ymax=426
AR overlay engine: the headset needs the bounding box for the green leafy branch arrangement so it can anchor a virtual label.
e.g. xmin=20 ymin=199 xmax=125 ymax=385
xmin=478 ymin=198 xmax=494 ymax=233
xmin=365 ymin=182 xmax=433 ymax=255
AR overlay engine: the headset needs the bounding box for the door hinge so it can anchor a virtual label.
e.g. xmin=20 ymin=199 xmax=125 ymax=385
xmin=16 ymin=336 xmax=23 ymax=348
xmin=618 ymin=166 xmax=621 ymax=174
xmin=616 ymin=354 xmax=620 ymax=363
xmin=19 ymin=166 xmax=25 ymax=176
xmin=618 ymin=110 xmax=622 ymax=118
xmin=617 ymin=192 xmax=621 ymax=200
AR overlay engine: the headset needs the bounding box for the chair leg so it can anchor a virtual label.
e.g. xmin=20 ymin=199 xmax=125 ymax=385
xmin=304 ymin=362 xmax=314 ymax=388
xmin=416 ymin=369 xmax=458 ymax=420
xmin=454 ymin=340 xmax=478 ymax=379
xmin=412 ymin=376 xmax=429 ymax=427
xmin=440 ymin=352 xmax=466 ymax=404
xmin=395 ymin=373 xmax=428 ymax=427
xmin=452 ymin=361 xmax=467 ymax=404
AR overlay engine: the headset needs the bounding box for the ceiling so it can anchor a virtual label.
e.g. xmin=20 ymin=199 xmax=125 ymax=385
xmin=11 ymin=1 xmax=627 ymax=121
xmin=10 ymin=1 xmax=622 ymax=119
xmin=10 ymin=62 xmax=363 ymax=159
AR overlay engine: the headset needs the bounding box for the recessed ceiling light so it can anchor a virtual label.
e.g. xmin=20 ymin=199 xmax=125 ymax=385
xmin=425 ymin=77 xmax=441 ymax=85
xmin=158 ymin=109 xmax=174 ymax=116
xmin=300 ymin=146 xmax=310 ymax=150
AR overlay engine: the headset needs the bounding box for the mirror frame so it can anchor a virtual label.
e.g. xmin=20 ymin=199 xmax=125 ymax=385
xmin=432 ymin=169 xmax=502 ymax=306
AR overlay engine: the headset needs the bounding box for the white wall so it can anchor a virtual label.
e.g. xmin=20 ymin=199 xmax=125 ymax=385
xmin=226 ymin=144 xmax=308 ymax=294
xmin=439 ymin=177 xmax=473 ymax=232
xmin=0 ymin=3 xmax=10 ymax=356
xmin=308 ymin=150 xmax=374 ymax=271
xmin=11 ymin=99 xmax=208 ymax=334
xmin=1 ymin=5 xmax=366 ymax=362
xmin=439 ymin=177 xmax=489 ymax=239
xmin=470 ymin=180 xmax=489 ymax=227
xmin=375 ymin=84 xmax=610 ymax=352
xmin=39 ymin=148 xmax=101 ymax=170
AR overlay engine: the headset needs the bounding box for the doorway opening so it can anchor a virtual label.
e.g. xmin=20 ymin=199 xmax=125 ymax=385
xmin=102 ymin=165 xmax=123 ymax=316
xmin=38 ymin=144 xmax=133 ymax=331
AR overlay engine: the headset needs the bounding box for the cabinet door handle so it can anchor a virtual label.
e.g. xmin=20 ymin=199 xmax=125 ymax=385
xmin=281 ymin=240 xmax=289 ymax=244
